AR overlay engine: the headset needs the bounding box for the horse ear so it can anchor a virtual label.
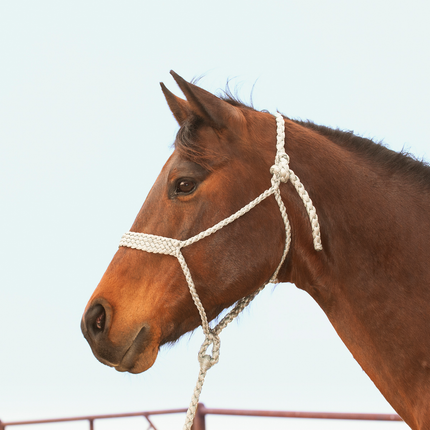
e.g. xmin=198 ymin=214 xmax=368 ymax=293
xmin=160 ymin=82 xmax=192 ymax=125
xmin=169 ymin=70 xmax=241 ymax=129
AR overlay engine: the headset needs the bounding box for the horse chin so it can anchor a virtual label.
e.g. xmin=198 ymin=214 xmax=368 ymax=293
xmin=114 ymin=338 xmax=159 ymax=374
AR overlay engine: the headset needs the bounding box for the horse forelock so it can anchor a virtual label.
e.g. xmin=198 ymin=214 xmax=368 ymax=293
xmin=174 ymin=115 xmax=222 ymax=170
xmin=174 ymin=90 xmax=275 ymax=168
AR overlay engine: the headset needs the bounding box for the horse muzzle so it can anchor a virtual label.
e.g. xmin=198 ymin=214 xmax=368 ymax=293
xmin=81 ymin=298 xmax=159 ymax=373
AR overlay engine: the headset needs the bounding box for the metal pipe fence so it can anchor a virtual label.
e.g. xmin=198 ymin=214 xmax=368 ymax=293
xmin=0 ymin=409 xmax=187 ymax=430
xmin=0 ymin=403 xmax=403 ymax=430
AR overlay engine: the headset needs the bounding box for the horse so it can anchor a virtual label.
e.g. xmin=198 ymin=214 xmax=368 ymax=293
xmin=81 ymin=71 xmax=430 ymax=429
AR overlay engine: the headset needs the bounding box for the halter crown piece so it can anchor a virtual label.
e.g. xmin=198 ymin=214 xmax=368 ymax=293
xmin=119 ymin=113 xmax=323 ymax=430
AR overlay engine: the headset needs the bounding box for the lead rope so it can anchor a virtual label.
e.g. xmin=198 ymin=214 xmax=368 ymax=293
xmin=118 ymin=113 xmax=322 ymax=430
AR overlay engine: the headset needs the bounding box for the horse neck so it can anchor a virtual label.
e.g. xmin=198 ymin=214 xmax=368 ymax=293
xmin=276 ymin=120 xmax=430 ymax=428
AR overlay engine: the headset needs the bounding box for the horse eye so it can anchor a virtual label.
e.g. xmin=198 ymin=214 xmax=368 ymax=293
xmin=176 ymin=180 xmax=196 ymax=194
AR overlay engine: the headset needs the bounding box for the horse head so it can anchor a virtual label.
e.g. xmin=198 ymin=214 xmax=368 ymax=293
xmin=81 ymin=72 xmax=292 ymax=373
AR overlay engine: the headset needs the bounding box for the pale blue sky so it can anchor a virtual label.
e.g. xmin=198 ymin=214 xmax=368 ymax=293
xmin=1 ymin=1 xmax=429 ymax=429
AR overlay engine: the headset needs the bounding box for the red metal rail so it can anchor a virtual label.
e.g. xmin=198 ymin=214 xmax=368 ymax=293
xmin=0 ymin=408 xmax=187 ymax=430
xmin=0 ymin=403 xmax=403 ymax=430
xmin=193 ymin=404 xmax=403 ymax=430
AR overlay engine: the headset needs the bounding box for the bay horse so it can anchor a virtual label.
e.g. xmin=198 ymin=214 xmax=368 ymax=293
xmin=81 ymin=71 xmax=430 ymax=429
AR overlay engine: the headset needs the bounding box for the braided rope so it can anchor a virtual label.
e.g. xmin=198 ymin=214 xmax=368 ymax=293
xmin=119 ymin=113 xmax=323 ymax=429
xmin=289 ymin=171 xmax=323 ymax=251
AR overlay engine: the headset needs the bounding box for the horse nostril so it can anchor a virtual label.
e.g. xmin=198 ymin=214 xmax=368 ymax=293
xmin=95 ymin=308 xmax=105 ymax=331
xmin=84 ymin=303 xmax=107 ymax=339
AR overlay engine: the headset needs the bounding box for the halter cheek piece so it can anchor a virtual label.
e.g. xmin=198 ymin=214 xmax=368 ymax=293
xmin=119 ymin=113 xmax=322 ymax=430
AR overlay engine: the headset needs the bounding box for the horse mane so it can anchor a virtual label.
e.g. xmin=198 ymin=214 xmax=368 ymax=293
xmin=293 ymin=120 xmax=430 ymax=188
xmin=174 ymin=95 xmax=430 ymax=188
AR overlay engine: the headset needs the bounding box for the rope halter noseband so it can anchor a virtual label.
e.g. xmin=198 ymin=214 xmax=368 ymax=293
xmin=119 ymin=113 xmax=323 ymax=429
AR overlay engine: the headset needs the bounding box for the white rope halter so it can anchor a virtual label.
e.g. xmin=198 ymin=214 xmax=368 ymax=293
xmin=119 ymin=113 xmax=323 ymax=429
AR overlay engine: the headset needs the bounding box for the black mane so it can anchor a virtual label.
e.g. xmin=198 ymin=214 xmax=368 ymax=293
xmin=293 ymin=120 xmax=430 ymax=188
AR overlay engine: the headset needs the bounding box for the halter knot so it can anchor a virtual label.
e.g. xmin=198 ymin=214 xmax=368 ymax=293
xmin=270 ymin=155 xmax=290 ymax=183
xmin=198 ymin=331 xmax=220 ymax=372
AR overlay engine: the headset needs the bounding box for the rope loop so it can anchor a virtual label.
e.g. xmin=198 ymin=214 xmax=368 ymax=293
xmin=198 ymin=331 xmax=220 ymax=372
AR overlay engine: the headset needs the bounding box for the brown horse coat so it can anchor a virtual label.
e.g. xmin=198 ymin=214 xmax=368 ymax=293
xmin=82 ymin=72 xmax=430 ymax=429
